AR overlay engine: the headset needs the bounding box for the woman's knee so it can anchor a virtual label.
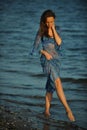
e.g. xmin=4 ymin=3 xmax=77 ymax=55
xmin=55 ymin=77 xmax=61 ymax=83
xmin=54 ymin=77 xmax=62 ymax=88
xmin=46 ymin=92 xmax=53 ymax=101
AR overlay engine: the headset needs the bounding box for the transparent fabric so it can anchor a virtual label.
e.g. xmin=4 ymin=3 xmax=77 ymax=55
xmin=30 ymin=27 xmax=61 ymax=93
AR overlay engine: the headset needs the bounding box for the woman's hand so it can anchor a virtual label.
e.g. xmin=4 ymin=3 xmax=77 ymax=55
xmin=40 ymin=50 xmax=52 ymax=60
xmin=51 ymin=23 xmax=56 ymax=31
xmin=51 ymin=23 xmax=62 ymax=46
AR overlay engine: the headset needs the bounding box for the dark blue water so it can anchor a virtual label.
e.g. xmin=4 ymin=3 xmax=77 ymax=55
xmin=0 ymin=0 xmax=87 ymax=129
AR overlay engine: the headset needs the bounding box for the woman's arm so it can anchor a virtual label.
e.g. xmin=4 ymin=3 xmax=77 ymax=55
xmin=30 ymin=30 xmax=41 ymax=55
xmin=52 ymin=24 xmax=62 ymax=46
xmin=40 ymin=50 xmax=53 ymax=60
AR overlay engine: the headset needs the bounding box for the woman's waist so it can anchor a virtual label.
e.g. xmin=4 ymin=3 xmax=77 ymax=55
xmin=43 ymin=49 xmax=59 ymax=59
xmin=43 ymin=42 xmax=55 ymax=48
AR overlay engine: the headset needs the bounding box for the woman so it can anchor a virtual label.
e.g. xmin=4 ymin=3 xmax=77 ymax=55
xmin=30 ymin=9 xmax=75 ymax=121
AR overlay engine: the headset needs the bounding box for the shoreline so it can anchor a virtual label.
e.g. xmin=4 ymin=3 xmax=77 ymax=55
xmin=0 ymin=105 xmax=86 ymax=130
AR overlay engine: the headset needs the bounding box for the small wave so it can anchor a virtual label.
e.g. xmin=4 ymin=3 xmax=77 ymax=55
xmin=62 ymin=77 xmax=87 ymax=84
xmin=1 ymin=98 xmax=44 ymax=107
xmin=0 ymin=30 xmax=20 ymax=34
xmin=30 ymin=73 xmax=46 ymax=77
xmin=0 ymin=68 xmax=31 ymax=77
xmin=0 ymin=93 xmax=44 ymax=100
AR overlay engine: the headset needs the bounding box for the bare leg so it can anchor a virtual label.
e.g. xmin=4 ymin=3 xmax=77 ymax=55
xmin=55 ymin=78 xmax=75 ymax=121
xmin=44 ymin=92 xmax=53 ymax=117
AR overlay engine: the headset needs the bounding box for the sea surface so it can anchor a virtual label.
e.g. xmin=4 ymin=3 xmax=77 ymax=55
xmin=0 ymin=0 xmax=87 ymax=129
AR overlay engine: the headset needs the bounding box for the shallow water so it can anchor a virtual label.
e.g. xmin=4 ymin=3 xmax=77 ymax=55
xmin=0 ymin=0 xmax=87 ymax=129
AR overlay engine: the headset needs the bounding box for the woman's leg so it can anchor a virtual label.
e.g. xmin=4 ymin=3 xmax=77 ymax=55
xmin=45 ymin=92 xmax=53 ymax=117
xmin=55 ymin=78 xmax=75 ymax=121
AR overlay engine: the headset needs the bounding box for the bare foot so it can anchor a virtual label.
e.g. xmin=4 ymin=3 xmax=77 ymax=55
xmin=44 ymin=112 xmax=50 ymax=118
xmin=66 ymin=111 xmax=75 ymax=122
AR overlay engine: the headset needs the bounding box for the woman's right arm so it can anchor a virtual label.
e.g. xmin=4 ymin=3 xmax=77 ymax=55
xmin=40 ymin=50 xmax=53 ymax=60
xmin=30 ymin=30 xmax=41 ymax=55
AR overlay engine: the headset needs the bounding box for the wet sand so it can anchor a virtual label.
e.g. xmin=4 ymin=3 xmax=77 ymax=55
xmin=0 ymin=105 xmax=35 ymax=130
xmin=0 ymin=105 xmax=86 ymax=130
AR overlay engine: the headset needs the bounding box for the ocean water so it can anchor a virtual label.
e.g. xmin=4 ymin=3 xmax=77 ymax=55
xmin=0 ymin=0 xmax=87 ymax=129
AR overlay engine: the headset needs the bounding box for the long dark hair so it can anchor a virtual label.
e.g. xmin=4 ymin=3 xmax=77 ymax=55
xmin=39 ymin=10 xmax=56 ymax=37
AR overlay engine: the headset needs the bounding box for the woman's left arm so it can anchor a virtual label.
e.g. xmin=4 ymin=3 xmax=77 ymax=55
xmin=52 ymin=25 xmax=62 ymax=46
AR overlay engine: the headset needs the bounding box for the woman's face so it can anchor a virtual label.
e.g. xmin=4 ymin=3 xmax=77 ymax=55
xmin=45 ymin=17 xmax=55 ymax=28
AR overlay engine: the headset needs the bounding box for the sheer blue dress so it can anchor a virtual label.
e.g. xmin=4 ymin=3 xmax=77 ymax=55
xmin=30 ymin=29 xmax=61 ymax=93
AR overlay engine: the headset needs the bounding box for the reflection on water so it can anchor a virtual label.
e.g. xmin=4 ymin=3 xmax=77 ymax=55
xmin=0 ymin=0 xmax=87 ymax=129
